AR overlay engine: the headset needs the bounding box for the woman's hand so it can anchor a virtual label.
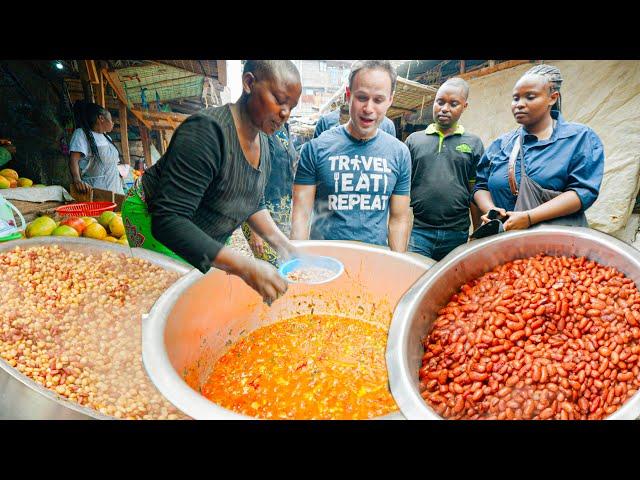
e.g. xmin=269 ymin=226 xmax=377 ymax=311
xmin=480 ymin=207 xmax=507 ymax=225
xmin=277 ymin=240 xmax=302 ymax=262
xmin=247 ymin=229 xmax=265 ymax=257
xmin=240 ymin=258 xmax=288 ymax=305
xmin=73 ymin=179 xmax=92 ymax=194
xmin=504 ymin=211 xmax=532 ymax=231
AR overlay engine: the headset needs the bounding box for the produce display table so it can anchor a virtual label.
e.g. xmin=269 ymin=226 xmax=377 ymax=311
xmin=10 ymin=199 xmax=65 ymax=223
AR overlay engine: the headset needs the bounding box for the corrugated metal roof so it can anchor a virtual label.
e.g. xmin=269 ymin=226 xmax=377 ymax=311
xmin=114 ymin=63 xmax=205 ymax=106
xmin=396 ymin=60 xmax=490 ymax=84
xmin=155 ymin=60 xmax=218 ymax=78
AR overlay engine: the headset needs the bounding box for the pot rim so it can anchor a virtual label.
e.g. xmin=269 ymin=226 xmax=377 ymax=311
xmin=387 ymin=225 xmax=640 ymax=420
xmin=0 ymin=237 xmax=193 ymax=420
xmin=141 ymin=240 xmax=435 ymax=420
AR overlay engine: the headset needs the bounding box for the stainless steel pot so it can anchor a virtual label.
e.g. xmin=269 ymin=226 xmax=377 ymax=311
xmin=0 ymin=237 xmax=193 ymax=419
xmin=387 ymin=226 xmax=640 ymax=420
xmin=142 ymin=240 xmax=435 ymax=420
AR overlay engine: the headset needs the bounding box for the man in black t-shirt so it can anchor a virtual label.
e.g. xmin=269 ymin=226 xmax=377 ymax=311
xmin=404 ymin=78 xmax=484 ymax=261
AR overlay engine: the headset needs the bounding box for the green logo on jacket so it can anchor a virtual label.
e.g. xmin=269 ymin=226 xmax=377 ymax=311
xmin=455 ymin=143 xmax=472 ymax=154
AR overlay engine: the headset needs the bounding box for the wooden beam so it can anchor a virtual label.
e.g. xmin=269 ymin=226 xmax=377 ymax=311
xmin=85 ymin=60 xmax=100 ymax=84
xmin=119 ymin=102 xmax=131 ymax=166
xmin=159 ymin=130 xmax=167 ymax=155
xmin=77 ymin=61 xmax=94 ymax=103
xmin=96 ymin=71 xmax=106 ymax=108
xmin=460 ymin=60 xmax=466 ymax=74
xmin=139 ymin=124 xmax=153 ymax=168
xmin=216 ymin=60 xmax=227 ymax=87
xmin=132 ymin=109 xmax=189 ymax=123
xmin=389 ymin=105 xmax=420 ymax=113
xmin=488 ymin=60 xmax=496 ymax=67
xmin=458 ymin=60 xmax=532 ymax=81
xmin=102 ymin=68 xmax=153 ymax=130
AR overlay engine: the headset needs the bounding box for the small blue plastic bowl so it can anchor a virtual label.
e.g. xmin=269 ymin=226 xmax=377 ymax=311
xmin=278 ymin=255 xmax=344 ymax=284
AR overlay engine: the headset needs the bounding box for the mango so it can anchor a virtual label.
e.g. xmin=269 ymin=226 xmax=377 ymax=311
xmin=52 ymin=225 xmax=79 ymax=237
xmin=104 ymin=236 xmax=118 ymax=243
xmin=17 ymin=178 xmax=33 ymax=187
xmin=81 ymin=216 xmax=98 ymax=227
xmin=25 ymin=216 xmax=57 ymax=238
xmin=98 ymin=211 xmax=117 ymax=229
xmin=83 ymin=222 xmax=107 ymax=240
xmin=108 ymin=216 xmax=125 ymax=238
xmin=0 ymin=176 xmax=9 ymax=189
xmin=0 ymin=169 xmax=18 ymax=181
xmin=117 ymin=236 xmax=129 ymax=246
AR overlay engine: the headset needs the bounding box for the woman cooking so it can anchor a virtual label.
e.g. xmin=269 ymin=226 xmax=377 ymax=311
xmin=121 ymin=60 xmax=303 ymax=305
xmin=68 ymin=101 xmax=124 ymax=195
xmin=473 ymin=64 xmax=605 ymax=230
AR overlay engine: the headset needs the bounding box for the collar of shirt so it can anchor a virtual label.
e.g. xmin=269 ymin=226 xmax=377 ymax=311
xmin=520 ymin=111 xmax=581 ymax=147
xmin=340 ymin=124 xmax=379 ymax=144
xmin=425 ymin=123 xmax=465 ymax=152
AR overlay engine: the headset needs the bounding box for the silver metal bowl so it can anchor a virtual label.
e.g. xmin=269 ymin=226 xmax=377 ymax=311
xmin=387 ymin=226 xmax=640 ymax=420
xmin=0 ymin=237 xmax=193 ymax=419
xmin=142 ymin=240 xmax=435 ymax=420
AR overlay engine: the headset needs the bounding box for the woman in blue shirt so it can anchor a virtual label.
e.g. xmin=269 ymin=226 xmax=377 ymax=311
xmin=473 ymin=64 xmax=605 ymax=230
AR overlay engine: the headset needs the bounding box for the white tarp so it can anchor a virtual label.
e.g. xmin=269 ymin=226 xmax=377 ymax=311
xmin=462 ymin=60 xmax=640 ymax=233
xmin=0 ymin=185 xmax=74 ymax=202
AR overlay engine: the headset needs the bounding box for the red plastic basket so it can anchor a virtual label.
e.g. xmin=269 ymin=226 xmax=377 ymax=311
xmin=55 ymin=201 xmax=117 ymax=217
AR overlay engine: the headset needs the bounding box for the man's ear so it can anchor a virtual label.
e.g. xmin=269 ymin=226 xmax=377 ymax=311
xmin=242 ymin=72 xmax=256 ymax=95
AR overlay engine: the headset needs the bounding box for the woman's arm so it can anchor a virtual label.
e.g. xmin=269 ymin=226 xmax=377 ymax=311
xmin=505 ymin=129 xmax=605 ymax=231
xmin=214 ymin=246 xmax=287 ymax=304
xmin=504 ymin=191 xmax=582 ymax=230
xmin=68 ymin=152 xmax=92 ymax=193
xmin=473 ymin=190 xmax=507 ymax=224
xmin=247 ymin=209 xmax=298 ymax=260
xmin=472 ymin=141 xmax=508 ymax=223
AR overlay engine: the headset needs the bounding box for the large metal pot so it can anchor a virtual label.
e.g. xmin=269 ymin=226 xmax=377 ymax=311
xmin=0 ymin=237 xmax=193 ymax=419
xmin=142 ymin=240 xmax=435 ymax=419
xmin=387 ymin=226 xmax=640 ymax=420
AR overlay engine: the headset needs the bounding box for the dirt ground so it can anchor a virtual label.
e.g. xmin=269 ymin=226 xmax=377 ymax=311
xmin=228 ymin=228 xmax=253 ymax=257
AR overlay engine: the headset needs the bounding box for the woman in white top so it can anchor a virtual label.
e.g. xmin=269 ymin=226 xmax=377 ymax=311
xmin=68 ymin=101 xmax=124 ymax=194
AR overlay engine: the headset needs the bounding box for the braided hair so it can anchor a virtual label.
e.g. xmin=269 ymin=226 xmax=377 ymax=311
xmin=524 ymin=64 xmax=563 ymax=112
xmin=72 ymin=100 xmax=121 ymax=163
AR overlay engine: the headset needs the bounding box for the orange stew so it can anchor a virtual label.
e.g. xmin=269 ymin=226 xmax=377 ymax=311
xmin=201 ymin=315 xmax=397 ymax=419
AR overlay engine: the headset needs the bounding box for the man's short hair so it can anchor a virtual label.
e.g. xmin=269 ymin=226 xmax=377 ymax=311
xmin=441 ymin=77 xmax=470 ymax=100
xmin=243 ymin=60 xmax=300 ymax=83
xmin=348 ymin=60 xmax=397 ymax=95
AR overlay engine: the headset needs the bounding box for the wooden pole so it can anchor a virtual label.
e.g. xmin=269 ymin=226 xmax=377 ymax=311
xmin=216 ymin=60 xmax=227 ymax=87
xmin=460 ymin=60 xmax=466 ymax=74
xmin=139 ymin=124 xmax=153 ymax=168
xmin=102 ymin=68 xmax=153 ymax=130
xmin=78 ymin=61 xmax=94 ymax=103
xmin=119 ymin=102 xmax=131 ymax=166
xmin=158 ymin=130 xmax=166 ymax=155
xmin=98 ymin=71 xmax=106 ymax=107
